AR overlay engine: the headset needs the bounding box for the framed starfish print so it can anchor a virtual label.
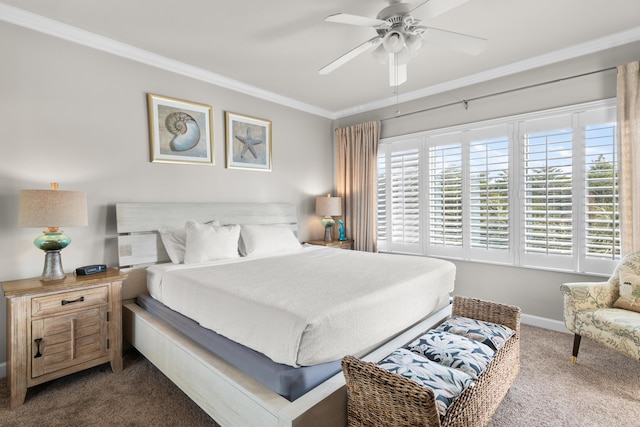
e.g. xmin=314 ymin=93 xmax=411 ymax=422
xmin=225 ymin=112 xmax=272 ymax=171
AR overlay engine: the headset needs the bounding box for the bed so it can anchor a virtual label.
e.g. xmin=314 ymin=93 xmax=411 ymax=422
xmin=116 ymin=202 xmax=455 ymax=426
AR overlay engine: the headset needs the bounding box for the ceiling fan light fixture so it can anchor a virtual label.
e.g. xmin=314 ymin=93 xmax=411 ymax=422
xmin=372 ymin=44 xmax=388 ymax=64
xmin=382 ymin=30 xmax=405 ymax=53
xmin=406 ymin=34 xmax=423 ymax=56
xmin=320 ymin=0 xmax=485 ymax=87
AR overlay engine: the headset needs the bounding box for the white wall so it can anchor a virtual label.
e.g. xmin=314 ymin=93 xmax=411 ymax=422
xmin=0 ymin=22 xmax=335 ymax=366
xmin=453 ymin=260 xmax=606 ymax=326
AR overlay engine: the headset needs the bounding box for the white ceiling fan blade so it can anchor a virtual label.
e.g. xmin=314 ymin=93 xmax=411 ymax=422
xmin=325 ymin=13 xmax=388 ymax=28
xmin=423 ymin=27 xmax=487 ymax=55
xmin=319 ymin=37 xmax=381 ymax=75
xmin=411 ymin=0 xmax=470 ymax=20
xmin=389 ymin=54 xmax=407 ymax=86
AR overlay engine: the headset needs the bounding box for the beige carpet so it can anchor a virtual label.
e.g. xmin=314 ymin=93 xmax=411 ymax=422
xmin=0 ymin=351 xmax=219 ymax=427
xmin=489 ymin=325 xmax=640 ymax=427
xmin=1 ymin=325 xmax=638 ymax=426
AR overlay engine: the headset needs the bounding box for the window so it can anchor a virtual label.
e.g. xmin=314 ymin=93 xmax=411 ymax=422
xmin=469 ymin=136 xmax=510 ymax=252
xmin=520 ymin=115 xmax=574 ymax=270
xmin=377 ymin=138 xmax=421 ymax=254
xmin=428 ymin=143 xmax=462 ymax=249
xmin=377 ymin=100 xmax=619 ymax=275
xmin=584 ymin=119 xmax=619 ymax=258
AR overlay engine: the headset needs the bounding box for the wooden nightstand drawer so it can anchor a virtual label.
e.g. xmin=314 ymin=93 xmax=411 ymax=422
xmin=31 ymin=285 xmax=109 ymax=318
xmin=31 ymin=306 xmax=108 ymax=378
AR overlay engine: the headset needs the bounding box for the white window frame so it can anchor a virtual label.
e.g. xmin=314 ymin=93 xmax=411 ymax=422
xmin=377 ymin=136 xmax=423 ymax=254
xmin=425 ymin=131 xmax=464 ymax=260
xmin=517 ymin=112 xmax=576 ymax=271
xmin=377 ymin=99 xmax=619 ymax=276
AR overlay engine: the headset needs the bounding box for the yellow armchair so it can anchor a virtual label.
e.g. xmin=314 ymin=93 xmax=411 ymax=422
xmin=560 ymin=251 xmax=640 ymax=363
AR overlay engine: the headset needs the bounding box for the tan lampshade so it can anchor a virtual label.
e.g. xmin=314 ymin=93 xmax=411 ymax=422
xmin=18 ymin=186 xmax=88 ymax=228
xmin=315 ymin=195 xmax=342 ymax=217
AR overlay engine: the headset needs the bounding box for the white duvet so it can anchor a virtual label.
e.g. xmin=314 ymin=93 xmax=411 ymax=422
xmin=146 ymin=246 xmax=455 ymax=367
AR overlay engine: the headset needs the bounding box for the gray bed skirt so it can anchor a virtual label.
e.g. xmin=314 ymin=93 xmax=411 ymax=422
xmin=136 ymin=293 xmax=341 ymax=401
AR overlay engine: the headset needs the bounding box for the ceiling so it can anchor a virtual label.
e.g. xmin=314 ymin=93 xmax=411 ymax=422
xmin=2 ymin=0 xmax=640 ymax=119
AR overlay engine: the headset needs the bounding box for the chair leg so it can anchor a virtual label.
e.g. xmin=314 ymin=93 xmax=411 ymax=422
xmin=571 ymin=334 xmax=582 ymax=364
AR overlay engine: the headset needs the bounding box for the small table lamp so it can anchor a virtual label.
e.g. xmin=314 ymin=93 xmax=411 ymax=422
xmin=18 ymin=183 xmax=88 ymax=281
xmin=316 ymin=194 xmax=342 ymax=242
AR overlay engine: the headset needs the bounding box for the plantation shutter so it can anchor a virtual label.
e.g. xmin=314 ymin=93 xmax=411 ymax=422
xmin=377 ymin=153 xmax=387 ymax=243
xmin=376 ymin=100 xmax=619 ymax=274
xmin=377 ymin=138 xmax=421 ymax=253
xmin=520 ymin=114 xmax=574 ymax=270
xmin=583 ymin=106 xmax=620 ymax=262
xmin=428 ymin=142 xmax=463 ymax=255
xmin=467 ymin=125 xmax=512 ymax=263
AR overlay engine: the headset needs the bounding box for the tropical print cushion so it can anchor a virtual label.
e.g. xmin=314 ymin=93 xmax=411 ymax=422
xmin=406 ymin=330 xmax=495 ymax=379
xmin=436 ymin=316 xmax=515 ymax=352
xmin=613 ymin=270 xmax=640 ymax=313
xmin=378 ymin=348 xmax=474 ymax=416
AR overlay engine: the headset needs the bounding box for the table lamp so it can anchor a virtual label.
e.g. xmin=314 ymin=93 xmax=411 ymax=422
xmin=18 ymin=183 xmax=88 ymax=281
xmin=315 ymin=194 xmax=342 ymax=242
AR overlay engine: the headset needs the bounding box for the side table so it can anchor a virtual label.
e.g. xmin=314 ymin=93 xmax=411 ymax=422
xmin=306 ymin=239 xmax=354 ymax=250
xmin=2 ymin=268 xmax=127 ymax=408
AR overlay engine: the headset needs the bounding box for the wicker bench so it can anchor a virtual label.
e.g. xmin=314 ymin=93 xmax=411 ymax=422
xmin=342 ymin=296 xmax=521 ymax=427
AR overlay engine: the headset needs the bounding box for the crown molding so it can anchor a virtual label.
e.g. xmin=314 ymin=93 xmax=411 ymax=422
xmin=2 ymin=3 xmax=639 ymax=121
xmin=333 ymin=25 xmax=640 ymax=119
xmin=0 ymin=2 xmax=336 ymax=119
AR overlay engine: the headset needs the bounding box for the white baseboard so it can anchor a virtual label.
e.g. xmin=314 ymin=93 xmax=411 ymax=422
xmin=0 ymin=362 xmax=5 ymax=378
xmin=521 ymin=313 xmax=569 ymax=334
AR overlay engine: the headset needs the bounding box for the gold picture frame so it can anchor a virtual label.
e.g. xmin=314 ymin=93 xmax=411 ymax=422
xmin=148 ymin=93 xmax=214 ymax=165
xmin=225 ymin=112 xmax=272 ymax=171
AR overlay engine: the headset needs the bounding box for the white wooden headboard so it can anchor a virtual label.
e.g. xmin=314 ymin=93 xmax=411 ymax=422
xmin=116 ymin=202 xmax=298 ymax=268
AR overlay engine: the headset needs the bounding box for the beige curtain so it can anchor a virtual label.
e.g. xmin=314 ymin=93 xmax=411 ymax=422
xmin=618 ymin=61 xmax=640 ymax=253
xmin=336 ymin=121 xmax=381 ymax=252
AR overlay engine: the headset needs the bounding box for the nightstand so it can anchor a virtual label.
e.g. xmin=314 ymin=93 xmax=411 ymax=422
xmin=306 ymin=239 xmax=354 ymax=250
xmin=2 ymin=268 xmax=127 ymax=408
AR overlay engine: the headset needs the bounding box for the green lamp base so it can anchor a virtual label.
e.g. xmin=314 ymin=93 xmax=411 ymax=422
xmin=34 ymin=231 xmax=71 ymax=281
xmin=321 ymin=216 xmax=335 ymax=242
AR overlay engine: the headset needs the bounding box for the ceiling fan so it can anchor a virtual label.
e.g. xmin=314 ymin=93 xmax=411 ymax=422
xmin=319 ymin=0 xmax=487 ymax=86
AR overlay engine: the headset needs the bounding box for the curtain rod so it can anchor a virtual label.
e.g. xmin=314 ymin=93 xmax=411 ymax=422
xmin=381 ymin=66 xmax=618 ymax=122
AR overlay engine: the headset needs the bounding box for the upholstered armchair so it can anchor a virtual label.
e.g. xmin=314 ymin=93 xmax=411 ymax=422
xmin=560 ymin=251 xmax=640 ymax=362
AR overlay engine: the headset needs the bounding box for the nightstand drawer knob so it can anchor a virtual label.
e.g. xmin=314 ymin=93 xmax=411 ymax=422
xmin=34 ymin=338 xmax=43 ymax=358
xmin=61 ymin=296 xmax=84 ymax=306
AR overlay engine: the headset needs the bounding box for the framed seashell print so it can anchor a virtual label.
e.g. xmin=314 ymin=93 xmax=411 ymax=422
xmin=225 ymin=112 xmax=272 ymax=171
xmin=147 ymin=93 xmax=214 ymax=165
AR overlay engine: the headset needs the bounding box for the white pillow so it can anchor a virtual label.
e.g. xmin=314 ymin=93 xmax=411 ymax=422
xmin=184 ymin=221 xmax=240 ymax=264
xmin=239 ymin=224 xmax=301 ymax=257
xmin=159 ymin=220 xmax=220 ymax=264
xmin=158 ymin=226 xmax=188 ymax=264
